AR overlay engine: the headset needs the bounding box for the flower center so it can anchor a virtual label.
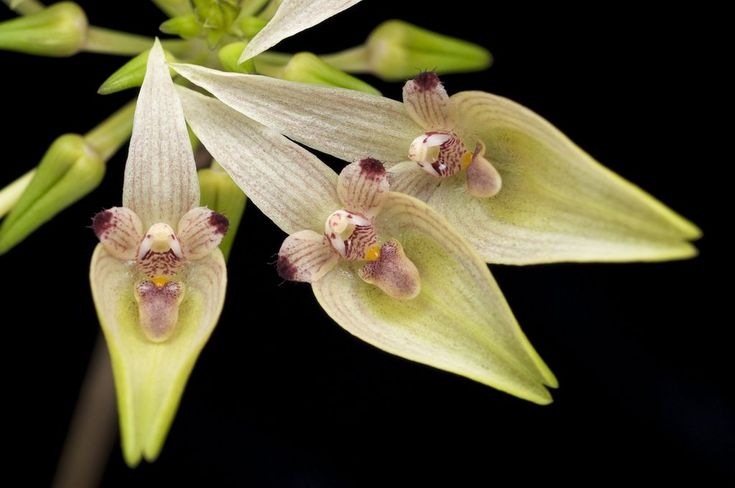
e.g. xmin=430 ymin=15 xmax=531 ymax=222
xmin=409 ymin=131 xmax=473 ymax=178
xmin=324 ymin=209 xmax=379 ymax=261
xmin=137 ymin=222 xmax=184 ymax=278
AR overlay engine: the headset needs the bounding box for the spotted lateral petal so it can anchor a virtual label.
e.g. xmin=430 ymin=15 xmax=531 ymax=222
xmin=92 ymin=207 xmax=143 ymax=260
xmin=277 ymin=229 xmax=339 ymax=283
xmin=177 ymin=206 xmax=229 ymax=260
xmin=337 ymin=158 xmax=389 ymax=216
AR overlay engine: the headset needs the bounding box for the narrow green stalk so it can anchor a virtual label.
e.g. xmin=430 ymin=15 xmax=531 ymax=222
xmin=321 ymin=45 xmax=370 ymax=73
xmin=3 ymin=0 xmax=44 ymax=15
xmin=84 ymin=27 xmax=153 ymax=55
xmin=84 ymin=100 xmax=136 ymax=161
xmin=254 ymin=50 xmax=290 ymax=65
xmin=258 ymin=0 xmax=280 ymax=20
xmin=240 ymin=0 xmax=270 ymax=16
xmin=253 ymin=57 xmax=284 ymax=77
xmin=0 ymin=169 xmax=35 ymax=218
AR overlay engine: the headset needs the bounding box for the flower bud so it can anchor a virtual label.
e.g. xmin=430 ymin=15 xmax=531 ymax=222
xmin=198 ymin=166 xmax=247 ymax=259
xmin=236 ymin=15 xmax=267 ymax=38
xmin=152 ymin=0 xmax=193 ymax=18
xmin=159 ymin=14 xmax=202 ymax=39
xmin=0 ymin=2 xmax=88 ymax=57
xmin=323 ymin=20 xmax=492 ymax=82
xmin=0 ymin=170 xmax=35 ymax=219
xmin=0 ymin=134 xmax=104 ymax=254
xmin=98 ymin=48 xmax=178 ymax=95
xmin=218 ymin=42 xmax=256 ymax=74
xmin=260 ymin=52 xmax=381 ymax=95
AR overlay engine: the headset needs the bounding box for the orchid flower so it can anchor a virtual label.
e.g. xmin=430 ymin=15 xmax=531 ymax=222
xmin=175 ymin=86 xmax=557 ymax=405
xmin=171 ymin=65 xmax=701 ymax=264
xmin=89 ymin=41 xmax=228 ymax=466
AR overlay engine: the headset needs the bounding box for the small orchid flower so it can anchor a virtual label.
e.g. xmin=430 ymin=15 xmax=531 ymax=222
xmin=172 ymin=65 xmax=701 ymax=264
xmin=176 ymin=87 xmax=558 ymax=405
xmin=89 ymin=41 xmax=228 ymax=466
xmin=278 ymin=157 xmax=421 ymax=300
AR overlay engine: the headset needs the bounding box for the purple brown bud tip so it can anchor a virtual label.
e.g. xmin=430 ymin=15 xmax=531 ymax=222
xmin=358 ymin=157 xmax=387 ymax=179
xmin=412 ymin=71 xmax=441 ymax=91
xmin=276 ymin=254 xmax=298 ymax=281
xmin=92 ymin=209 xmax=114 ymax=238
xmin=208 ymin=211 xmax=229 ymax=235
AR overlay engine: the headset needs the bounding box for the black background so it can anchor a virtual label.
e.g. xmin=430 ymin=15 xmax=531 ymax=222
xmin=0 ymin=1 xmax=729 ymax=486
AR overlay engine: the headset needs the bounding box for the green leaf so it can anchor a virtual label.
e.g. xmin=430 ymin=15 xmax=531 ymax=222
xmin=314 ymin=192 xmax=556 ymax=404
xmin=90 ymin=245 xmax=227 ymax=465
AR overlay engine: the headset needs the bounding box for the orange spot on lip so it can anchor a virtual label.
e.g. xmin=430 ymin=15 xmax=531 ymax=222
xmin=152 ymin=276 xmax=169 ymax=288
xmin=364 ymin=245 xmax=381 ymax=262
xmin=461 ymin=151 xmax=474 ymax=170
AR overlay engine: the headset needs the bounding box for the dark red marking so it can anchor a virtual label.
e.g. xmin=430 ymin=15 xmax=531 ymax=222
xmin=413 ymin=71 xmax=440 ymax=91
xmin=276 ymin=255 xmax=297 ymax=281
xmin=208 ymin=211 xmax=230 ymax=235
xmin=358 ymin=157 xmax=386 ymax=178
xmin=91 ymin=210 xmax=113 ymax=237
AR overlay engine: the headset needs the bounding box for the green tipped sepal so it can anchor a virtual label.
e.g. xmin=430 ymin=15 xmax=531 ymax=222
xmin=0 ymin=2 xmax=88 ymax=57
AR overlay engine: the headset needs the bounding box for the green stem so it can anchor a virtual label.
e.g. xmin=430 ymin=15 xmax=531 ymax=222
xmin=253 ymin=57 xmax=284 ymax=77
xmin=254 ymin=50 xmax=290 ymax=66
xmin=321 ymin=45 xmax=370 ymax=73
xmin=240 ymin=0 xmax=270 ymax=16
xmin=84 ymin=100 xmax=136 ymax=161
xmin=258 ymin=0 xmax=281 ymax=20
xmin=3 ymin=0 xmax=44 ymax=15
xmin=0 ymin=169 xmax=35 ymax=218
xmin=84 ymin=26 xmax=153 ymax=55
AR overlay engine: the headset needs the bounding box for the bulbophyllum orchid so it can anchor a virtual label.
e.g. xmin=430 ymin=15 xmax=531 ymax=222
xmin=172 ymin=65 xmax=701 ymax=264
xmin=176 ymin=86 xmax=557 ymax=405
xmin=89 ymin=41 xmax=228 ymax=466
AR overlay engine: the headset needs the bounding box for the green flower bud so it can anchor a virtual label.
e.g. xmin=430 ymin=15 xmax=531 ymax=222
xmin=323 ymin=20 xmax=492 ymax=81
xmin=0 ymin=134 xmax=104 ymax=254
xmin=218 ymin=42 xmax=256 ymax=73
xmin=198 ymin=166 xmax=247 ymax=260
xmin=257 ymin=52 xmax=381 ymax=95
xmin=0 ymin=170 xmax=35 ymax=220
xmin=159 ymin=14 xmax=202 ymax=39
xmin=152 ymin=0 xmax=193 ymax=18
xmin=0 ymin=2 xmax=88 ymax=57
xmin=98 ymin=48 xmax=178 ymax=95
xmin=237 ymin=15 xmax=267 ymax=38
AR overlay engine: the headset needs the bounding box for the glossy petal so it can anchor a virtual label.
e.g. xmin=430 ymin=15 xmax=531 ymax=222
xmin=92 ymin=207 xmax=144 ymax=260
xmin=402 ymin=72 xmax=452 ymax=130
xmin=177 ymin=87 xmax=339 ymax=234
xmin=172 ymin=64 xmax=418 ymax=164
xmin=90 ymin=245 xmax=227 ymax=465
xmin=313 ymin=192 xmax=556 ymax=404
xmin=240 ymin=0 xmax=361 ymax=62
xmin=440 ymin=91 xmax=700 ymax=263
xmin=337 ymin=158 xmax=389 ymax=216
xmin=277 ymin=229 xmax=339 ymax=282
xmin=177 ymin=206 xmax=229 ymax=260
xmin=123 ymin=39 xmax=198 ymax=228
